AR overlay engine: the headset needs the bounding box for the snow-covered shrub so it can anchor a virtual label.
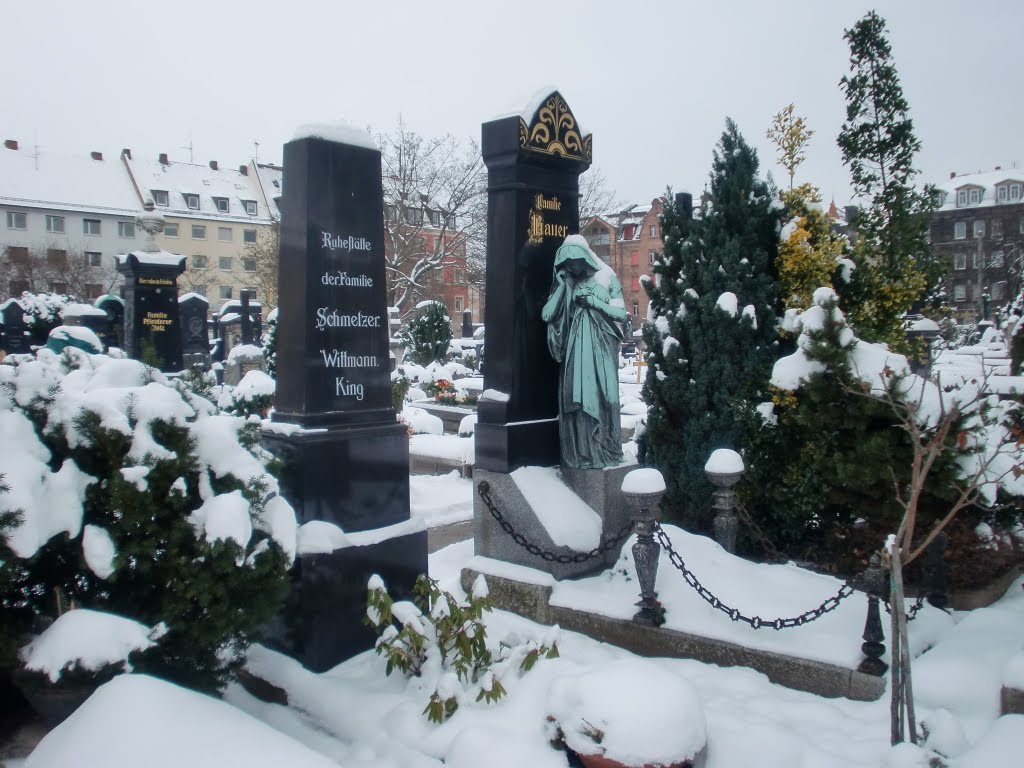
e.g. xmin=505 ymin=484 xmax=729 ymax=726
xmin=0 ymin=474 xmax=23 ymax=669
xmin=391 ymin=373 xmax=410 ymax=412
xmin=217 ymin=370 xmax=275 ymax=418
xmin=0 ymin=348 xmax=296 ymax=693
xmin=262 ymin=309 xmax=278 ymax=377
xmin=366 ymin=574 xmax=558 ymax=724
xmin=18 ymin=292 xmax=75 ymax=345
xmin=398 ymin=302 xmax=453 ymax=366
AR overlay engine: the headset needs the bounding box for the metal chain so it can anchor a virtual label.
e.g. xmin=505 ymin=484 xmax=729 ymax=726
xmin=883 ymin=595 xmax=927 ymax=622
xmin=654 ymin=523 xmax=855 ymax=630
xmin=477 ymin=481 xmax=632 ymax=564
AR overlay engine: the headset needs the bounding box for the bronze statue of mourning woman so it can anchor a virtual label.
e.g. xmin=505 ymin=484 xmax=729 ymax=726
xmin=542 ymin=235 xmax=627 ymax=470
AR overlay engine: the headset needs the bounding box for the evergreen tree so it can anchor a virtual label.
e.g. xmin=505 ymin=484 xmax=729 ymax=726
xmin=399 ymin=301 xmax=454 ymax=366
xmin=777 ymin=183 xmax=848 ymax=310
xmin=642 ymin=119 xmax=781 ymax=527
xmin=837 ymin=11 xmax=938 ymax=345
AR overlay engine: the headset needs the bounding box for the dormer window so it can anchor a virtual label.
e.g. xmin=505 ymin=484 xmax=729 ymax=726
xmin=957 ymin=188 xmax=983 ymax=207
xmin=957 ymin=190 xmax=967 ymax=207
xmin=999 ymin=183 xmax=1023 ymax=202
xmin=213 ymin=197 xmax=229 ymax=213
xmin=243 ymin=200 xmax=257 ymax=216
xmin=152 ymin=190 xmax=169 ymax=207
xmin=970 ymin=189 xmax=981 ymax=205
xmin=185 ymin=193 xmax=200 ymax=210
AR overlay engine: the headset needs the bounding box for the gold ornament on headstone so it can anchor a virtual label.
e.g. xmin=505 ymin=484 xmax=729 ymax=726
xmin=519 ymin=92 xmax=592 ymax=163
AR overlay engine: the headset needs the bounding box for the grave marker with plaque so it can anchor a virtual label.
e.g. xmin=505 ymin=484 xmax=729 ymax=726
xmin=262 ymin=131 xmax=425 ymax=672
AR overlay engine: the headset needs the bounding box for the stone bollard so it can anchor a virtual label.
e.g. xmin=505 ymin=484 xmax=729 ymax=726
xmin=857 ymin=553 xmax=888 ymax=677
xmin=622 ymin=468 xmax=667 ymax=627
xmin=705 ymin=449 xmax=744 ymax=554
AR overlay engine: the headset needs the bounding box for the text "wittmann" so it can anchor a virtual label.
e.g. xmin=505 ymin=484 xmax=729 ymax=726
xmin=322 ymin=232 xmax=372 ymax=252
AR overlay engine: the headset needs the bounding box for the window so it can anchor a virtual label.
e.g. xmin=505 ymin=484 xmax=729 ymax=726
xmin=219 ymin=285 xmax=233 ymax=299
xmin=218 ymin=227 xmax=232 ymax=242
xmin=455 ymin=296 xmax=463 ymax=313
xmin=970 ymin=189 xmax=981 ymax=205
xmin=185 ymin=194 xmax=200 ymax=210
xmin=45 ymin=215 xmax=65 ymax=233
xmin=6 ymin=211 xmax=27 ymax=230
xmin=192 ymin=254 xmax=208 ymax=269
xmin=243 ymin=200 xmax=257 ymax=216
xmin=165 ymin=223 xmax=179 ymax=237
xmin=649 ymin=250 xmax=658 ymax=264
xmin=192 ymin=225 xmax=206 ymax=240
xmin=1012 ymin=184 xmax=1022 ymax=201
xmin=953 ymin=284 xmax=966 ymax=302
xmin=85 ymin=251 xmax=102 ymax=267
xmin=9 ymin=280 xmax=29 ymax=295
xmin=957 ymin=190 xmax=968 ymax=207
xmin=243 ymin=258 xmax=256 ymax=272
xmin=631 ymin=276 xmax=640 ymax=291
xmin=954 ymin=222 xmax=966 ymax=240
xmin=46 ymin=249 xmax=67 ymax=268
xmin=649 ymin=224 xmax=656 ymax=237
xmin=49 ymin=282 xmax=68 ymax=295
xmin=455 ymin=268 xmax=465 ymax=284
xmin=118 ymin=221 xmax=135 ymax=238
xmin=998 ymin=186 xmax=1009 ymax=202
xmin=243 ymin=228 xmax=256 ymax=244
xmin=7 ymin=246 xmax=29 ymax=264
xmin=631 ymin=251 xmax=639 ymax=266
xmin=194 ymin=285 xmax=207 ymax=297
xmin=974 ymin=220 xmax=985 ymax=238
xmin=632 ymin=302 xmax=639 ymax=316
xmin=590 ymin=230 xmax=610 ymax=246
xmin=427 ymin=210 xmax=440 ymax=227
xmin=954 ymin=253 xmax=967 ymax=270
xmin=85 ymin=284 xmax=103 ymax=300
xmin=993 ymin=281 xmax=1007 ymax=301
xmin=622 ymin=225 xmax=635 ymax=240
xmin=219 ymin=256 xmax=232 ymax=271
xmin=83 ymin=218 xmax=101 ymax=235
xmin=152 ymin=190 xmax=169 ymax=207
xmin=991 ymin=251 xmax=1005 ymax=268
xmin=213 ymin=197 xmax=229 ymax=213
xmin=992 ymin=219 xmax=1003 ymax=238
xmin=404 ymin=207 xmax=423 ymax=226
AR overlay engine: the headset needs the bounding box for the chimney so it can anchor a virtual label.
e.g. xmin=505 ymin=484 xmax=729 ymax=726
xmin=4 ymin=139 xmax=18 ymax=150
xmin=950 ymin=171 xmax=957 ymax=179
xmin=121 ymin=148 xmax=132 ymax=159
xmin=90 ymin=151 xmax=103 ymax=161
xmin=209 ymin=160 xmax=218 ymax=171
xmin=239 ymin=165 xmax=248 ymax=175
xmin=159 ymin=153 xmax=169 ymax=165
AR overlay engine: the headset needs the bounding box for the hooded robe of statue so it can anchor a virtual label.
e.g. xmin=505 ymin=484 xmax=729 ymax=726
xmin=541 ymin=235 xmax=627 ymax=469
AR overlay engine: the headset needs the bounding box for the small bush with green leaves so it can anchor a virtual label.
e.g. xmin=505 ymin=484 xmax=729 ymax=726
xmin=398 ymin=302 xmax=453 ymax=366
xmin=366 ymin=573 xmax=558 ymax=723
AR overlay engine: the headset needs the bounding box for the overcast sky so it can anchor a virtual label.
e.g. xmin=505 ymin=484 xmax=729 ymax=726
xmin=5 ymin=0 xmax=1021 ymax=208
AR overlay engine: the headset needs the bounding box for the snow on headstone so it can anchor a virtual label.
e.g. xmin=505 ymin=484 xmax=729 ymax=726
xmin=293 ymin=121 xmax=378 ymax=150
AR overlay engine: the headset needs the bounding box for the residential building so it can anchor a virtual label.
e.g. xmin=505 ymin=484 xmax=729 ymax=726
xmin=122 ymin=152 xmax=280 ymax=309
xmin=610 ymin=197 xmax=665 ymax=325
xmin=930 ymin=167 xmax=1024 ymax=322
xmin=0 ymin=140 xmax=139 ymax=300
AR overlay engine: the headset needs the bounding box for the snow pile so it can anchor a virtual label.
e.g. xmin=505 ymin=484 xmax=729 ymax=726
xmin=546 ymin=659 xmax=706 ymax=765
xmin=402 ymin=405 xmax=444 ymax=435
xmin=227 ymin=343 xmax=263 ymax=363
xmin=21 ymin=610 xmax=157 ymax=683
xmin=410 ymin=471 xmax=473 ymax=528
xmin=26 ymin=674 xmax=339 ymax=768
xmin=511 ymin=466 xmax=601 ymax=551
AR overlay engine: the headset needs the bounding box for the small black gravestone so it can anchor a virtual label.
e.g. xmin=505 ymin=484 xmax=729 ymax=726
xmin=116 ymin=252 xmax=186 ymax=371
xmin=475 ymin=90 xmax=591 ymax=472
xmin=461 ymin=308 xmax=473 ymax=339
xmin=71 ymin=306 xmax=112 ymax=351
xmin=94 ymin=295 xmax=125 ymax=350
xmin=179 ymin=292 xmax=211 ymax=367
xmin=261 ymin=133 xmax=425 ymax=673
xmin=0 ymin=299 xmax=32 ymax=354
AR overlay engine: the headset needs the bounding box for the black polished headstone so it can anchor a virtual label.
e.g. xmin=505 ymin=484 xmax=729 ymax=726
xmin=95 ymin=295 xmax=125 ymax=350
xmin=462 ymin=308 xmax=473 ymax=339
xmin=116 ymin=253 xmax=186 ymax=371
xmin=476 ymin=90 xmax=591 ymax=473
xmin=261 ymin=134 xmax=424 ymax=673
xmin=179 ymin=293 xmax=210 ymax=368
xmin=0 ymin=300 xmax=31 ymax=354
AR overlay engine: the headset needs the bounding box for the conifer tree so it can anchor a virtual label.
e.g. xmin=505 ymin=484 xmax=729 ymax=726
xmin=642 ymin=119 xmax=780 ymax=526
xmin=777 ymin=183 xmax=848 ymax=310
xmin=399 ymin=301 xmax=453 ymax=366
xmin=837 ymin=11 xmax=938 ymax=345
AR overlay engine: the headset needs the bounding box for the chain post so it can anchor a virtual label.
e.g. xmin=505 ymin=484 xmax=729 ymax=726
xmin=622 ymin=470 xmax=667 ymax=627
xmin=706 ymin=450 xmax=743 ymax=554
xmin=857 ymin=553 xmax=888 ymax=677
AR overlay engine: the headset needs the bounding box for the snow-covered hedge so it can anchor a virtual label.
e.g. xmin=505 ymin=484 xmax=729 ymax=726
xmin=0 ymin=347 xmax=296 ymax=692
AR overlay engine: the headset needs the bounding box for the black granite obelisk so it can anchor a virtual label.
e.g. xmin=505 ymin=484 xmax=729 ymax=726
xmin=262 ymin=134 xmax=425 ymax=672
xmin=475 ymin=91 xmax=592 ymax=473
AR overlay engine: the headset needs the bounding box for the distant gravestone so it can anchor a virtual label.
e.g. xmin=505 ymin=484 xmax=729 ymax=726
xmin=262 ymin=130 xmax=425 ymax=672
xmin=0 ymin=299 xmax=31 ymax=354
xmin=94 ymin=295 xmax=125 ymax=350
xmin=179 ymin=292 xmax=211 ymax=369
xmin=116 ymin=252 xmax=186 ymax=371
xmin=461 ymin=308 xmax=473 ymax=339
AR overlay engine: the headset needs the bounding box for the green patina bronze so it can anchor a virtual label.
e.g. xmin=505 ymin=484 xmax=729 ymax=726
xmin=542 ymin=236 xmax=627 ymax=469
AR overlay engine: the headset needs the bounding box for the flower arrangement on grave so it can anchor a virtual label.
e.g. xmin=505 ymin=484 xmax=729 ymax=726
xmin=424 ymin=378 xmax=458 ymax=404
